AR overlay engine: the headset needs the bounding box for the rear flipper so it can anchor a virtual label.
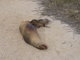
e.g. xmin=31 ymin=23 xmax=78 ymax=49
xmin=36 ymin=44 xmax=48 ymax=50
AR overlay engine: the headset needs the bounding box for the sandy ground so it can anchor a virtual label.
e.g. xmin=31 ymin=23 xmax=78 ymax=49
xmin=0 ymin=0 xmax=80 ymax=60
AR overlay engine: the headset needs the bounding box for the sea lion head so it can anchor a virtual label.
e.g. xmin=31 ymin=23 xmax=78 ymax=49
xmin=30 ymin=19 xmax=50 ymax=28
xmin=38 ymin=19 xmax=50 ymax=27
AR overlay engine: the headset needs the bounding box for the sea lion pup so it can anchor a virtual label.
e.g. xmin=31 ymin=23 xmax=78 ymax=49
xmin=19 ymin=19 xmax=49 ymax=50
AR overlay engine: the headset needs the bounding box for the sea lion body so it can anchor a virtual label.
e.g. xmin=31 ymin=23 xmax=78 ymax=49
xmin=19 ymin=21 xmax=48 ymax=50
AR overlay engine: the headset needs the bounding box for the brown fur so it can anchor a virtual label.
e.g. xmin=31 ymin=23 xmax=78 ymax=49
xmin=19 ymin=19 xmax=49 ymax=50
